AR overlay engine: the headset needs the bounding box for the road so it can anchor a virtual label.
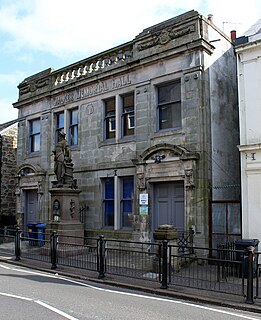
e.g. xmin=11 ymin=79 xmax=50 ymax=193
xmin=0 ymin=262 xmax=261 ymax=320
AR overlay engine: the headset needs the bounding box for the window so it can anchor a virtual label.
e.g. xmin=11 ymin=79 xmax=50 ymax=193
xmin=104 ymin=93 xmax=135 ymax=140
xmin=102 ymin=176 xmax=134 ymax=229
xmin=55 ymin=109 xmax=78 ymax=146
xmin=104 ymin=98 xmax=116 ymax=139
xmin=121 ymin=176 xmax=134 ymax=228
xmin=29 ymin=119 xmax=40 ymax=152
xmin=157 ymin=81 xmax=181 ymax=130
xmin=122 ymin=93 xmax=134 ymax=136
xmin=69 ymin=108 xmax=78 ymax=146
xmin=55 ymin=112 xmax=64 ymax=143
xmin=103 ymin=178 xmax=114 ymax=227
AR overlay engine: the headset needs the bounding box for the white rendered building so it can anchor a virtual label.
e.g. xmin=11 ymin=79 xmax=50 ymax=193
xmin=236 ymin=19 xmax=261 ymax=241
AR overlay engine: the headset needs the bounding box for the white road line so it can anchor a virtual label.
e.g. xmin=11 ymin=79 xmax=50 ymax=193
xmin=0 ymin=263 xmax=260 ymax=320
xmin=0 ymin=291 xmax=79 ymax=320
xmin=0 ymin=292 xmax=32 ymax=301
xmin=53 ymin=276 xmax=261 ymax=320
xmin=35 ymin=300 xmax=78 ymax=320
xmin=0 ymin=263 xmax=11 ymax=270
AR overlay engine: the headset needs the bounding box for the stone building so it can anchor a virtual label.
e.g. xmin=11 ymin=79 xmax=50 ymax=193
xmin=235 ymin=19 xmax=261 ymax=242
xmin=0 ymin=119 xmax=18 ymax=228
xmin=13 ymin=10 xmax=240 ymax=247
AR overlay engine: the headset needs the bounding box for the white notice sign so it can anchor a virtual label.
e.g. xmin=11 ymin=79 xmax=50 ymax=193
xmin=139 ymin=193 xmax=148 ymax=205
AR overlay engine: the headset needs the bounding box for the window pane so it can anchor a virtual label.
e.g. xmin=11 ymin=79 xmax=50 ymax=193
xmin=123 ymin=93 xmax=134 ymax=107
xmin=123 ymin=177 xmax=133 ymax=198
xmin=105 ymin=178 xmax=114 ymax=198
xmin=228 ymin=203 xmax=241 ymax=234
xmin=122 ymin=93 xmax=134 ymax=136
xmin=57 ymin=113 xmax=64 ymax=129
xmin=122 ymin=200 xmax=132 ymax=228
xmin=31 ymin=135 xmax=40 ymax=152
xmin=70 ymin=125 xmax=78 ymax=145
xmin=104 ymin=200 xmax=114 ymax=227
xmin=71 ymin=109 xmax=78 ymax=125
xmin=56 ymin=113 xmax=64 ymax=143
xmin=105 ymin=98 xmax=116 ymax=139
xmin=158 ymin=82 xmax=181 ymax=103
xmin=212 ymin=203 xmax=226 ymax=233
xmin=104 ymin=178 xmax=114 ymax=227
xmin=69 ymin=109 xmax=78 ymax=145
xmin=31 ymin=119 xmax=40 ymax=134
xmin=121 ymin=177 xmax=133 ymax=228
xmin=159 ymin=102 xmax=181 ymax=130
xmin=158 ymin=81 xmax=181 ymax=131
xmin=30 ymin=119 xmax=40 ymax=152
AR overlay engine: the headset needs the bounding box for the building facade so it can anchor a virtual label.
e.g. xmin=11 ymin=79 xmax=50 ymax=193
xmin=13 ymin=11 xmax=240 ymax=247
xmin=236 ymin=19 xmax=261 ymax=241
xmin=0 ymin=120 xmax=18 ymax=228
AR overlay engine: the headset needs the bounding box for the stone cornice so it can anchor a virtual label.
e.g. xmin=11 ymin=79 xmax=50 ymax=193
xmin=13 ymin=10 xmax=225 ymax=107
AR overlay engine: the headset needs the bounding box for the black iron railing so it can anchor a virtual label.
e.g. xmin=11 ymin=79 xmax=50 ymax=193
xmin=0 ymin=227 xmax=260 ymax=304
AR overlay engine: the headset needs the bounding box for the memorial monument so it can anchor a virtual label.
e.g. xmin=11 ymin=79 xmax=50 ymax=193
xmin=48 ymin=132 xmax=84 ymax=243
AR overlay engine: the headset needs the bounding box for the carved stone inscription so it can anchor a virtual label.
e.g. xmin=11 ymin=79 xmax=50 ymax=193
xmin=53 ymin=75 xmax=131 ymax=106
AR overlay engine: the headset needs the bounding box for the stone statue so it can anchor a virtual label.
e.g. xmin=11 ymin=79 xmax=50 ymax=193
xmin=53 ymin=132 xmax=73 ymax=187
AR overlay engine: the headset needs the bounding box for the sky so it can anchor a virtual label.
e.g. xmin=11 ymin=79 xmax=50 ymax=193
xmin=0 ymin=0 xmax=261 ymax=124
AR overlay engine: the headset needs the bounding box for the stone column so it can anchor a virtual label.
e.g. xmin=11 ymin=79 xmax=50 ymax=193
xmin=153 ymin=224 xmax=179 ymax=272
xmin=48 ymin=187 xmax=84 ymax=244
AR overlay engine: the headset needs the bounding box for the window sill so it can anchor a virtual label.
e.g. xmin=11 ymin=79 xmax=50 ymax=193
xmin=99 ymin=136 xmax=136 ymax=147
xmin=69 ymin=145 xmax=80 ymax=151
xmin=27 ymin=151 xmax=41 ymax=158
xmin=118 ymin=136 xmax=136 ymax=143
xmin=154 ymin=128 xmax=183 ymax=138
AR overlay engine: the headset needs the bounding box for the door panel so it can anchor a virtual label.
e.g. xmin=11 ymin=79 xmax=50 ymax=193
xmin=157 ymin=200 xmax=169 ymax=226
xmin=25 ymin=190 xmax=38 ymax=224
xmin=173 ymin=201 xmax=184 ymax=229
xmin=154 ymin=181 xmax=184 ymax=231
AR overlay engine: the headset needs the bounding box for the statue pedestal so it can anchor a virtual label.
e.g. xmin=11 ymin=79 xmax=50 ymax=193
xmin=48 ymin=188 xmax=84 ymax=245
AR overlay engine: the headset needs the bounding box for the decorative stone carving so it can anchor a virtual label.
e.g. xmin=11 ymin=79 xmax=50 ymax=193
xmin=70 ymin=199 xmax=76 ymax=218
xmin=137 ymin=173 xmax=146 ymax=190
xmin=138 ymin=24 xmax=195 ymax=51
xmin=185 ymin=169 xmax=195 ymax=190
xmin=53 ymin=199 xmax=61 ymax=222
xmin=19 ymin=77 xmax=50 ymax=95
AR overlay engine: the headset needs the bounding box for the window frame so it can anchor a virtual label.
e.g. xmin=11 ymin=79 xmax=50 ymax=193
xmin=121 ymin=92 xmax=135 ymax=137
xmin=120 ymin=176 xmax=134 ymax=229
xmin=103 ymin=177 xmax=115 ymax=228
xmin=29 ymin=118 xmax=41 ymax=153
xmin=69 ymin=108 xmax=78 ymax=146
xmin=104 ymin=97 xmax=116 ymax=140
xmin=55 ymin=111 xmax=65 ymax=144
xmin=157 ymin=80 xmax=182 ymax=131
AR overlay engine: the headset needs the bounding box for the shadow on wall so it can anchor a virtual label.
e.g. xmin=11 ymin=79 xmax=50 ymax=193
xmin=0 ymin=215 xmax=17 ymax=228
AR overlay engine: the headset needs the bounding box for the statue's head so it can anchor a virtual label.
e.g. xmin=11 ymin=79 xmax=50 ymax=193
xmin=58 ymin=131 xmax=66 ymax=141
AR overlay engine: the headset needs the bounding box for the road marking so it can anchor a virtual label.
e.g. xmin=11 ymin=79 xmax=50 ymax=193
xmin=0 ymin=291 xmax=79 ymax=320
xmin=0 ymin=263 xmax=11 ymax=270
xmin=0 ymin=263 xmax=260 ymax=320
xmin=36 ymin=300 xmax=78 ymax=320
xmin=53 ymin=276 xmax=261 ymax=320
xmin=0 ymin=292 xmax=32 ymax=301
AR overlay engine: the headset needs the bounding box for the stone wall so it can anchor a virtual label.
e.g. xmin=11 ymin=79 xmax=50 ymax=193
xmin=0 ymin=125 xmax=17 ymax=227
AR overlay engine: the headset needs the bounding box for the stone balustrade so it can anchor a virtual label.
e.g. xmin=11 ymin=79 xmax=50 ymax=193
xmin=53 ymin=44 xmax=133 ymax=86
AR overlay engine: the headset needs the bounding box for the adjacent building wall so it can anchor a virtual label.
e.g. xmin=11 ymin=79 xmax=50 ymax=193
xmin=236 ymin=31 xmax=261 ymax=240
xmin=0 ymin=122 xmax=18 ymax=227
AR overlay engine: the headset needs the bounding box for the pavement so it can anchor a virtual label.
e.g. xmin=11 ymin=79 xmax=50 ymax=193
xmin=1 ymin=253 xmax=261 ymax=315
